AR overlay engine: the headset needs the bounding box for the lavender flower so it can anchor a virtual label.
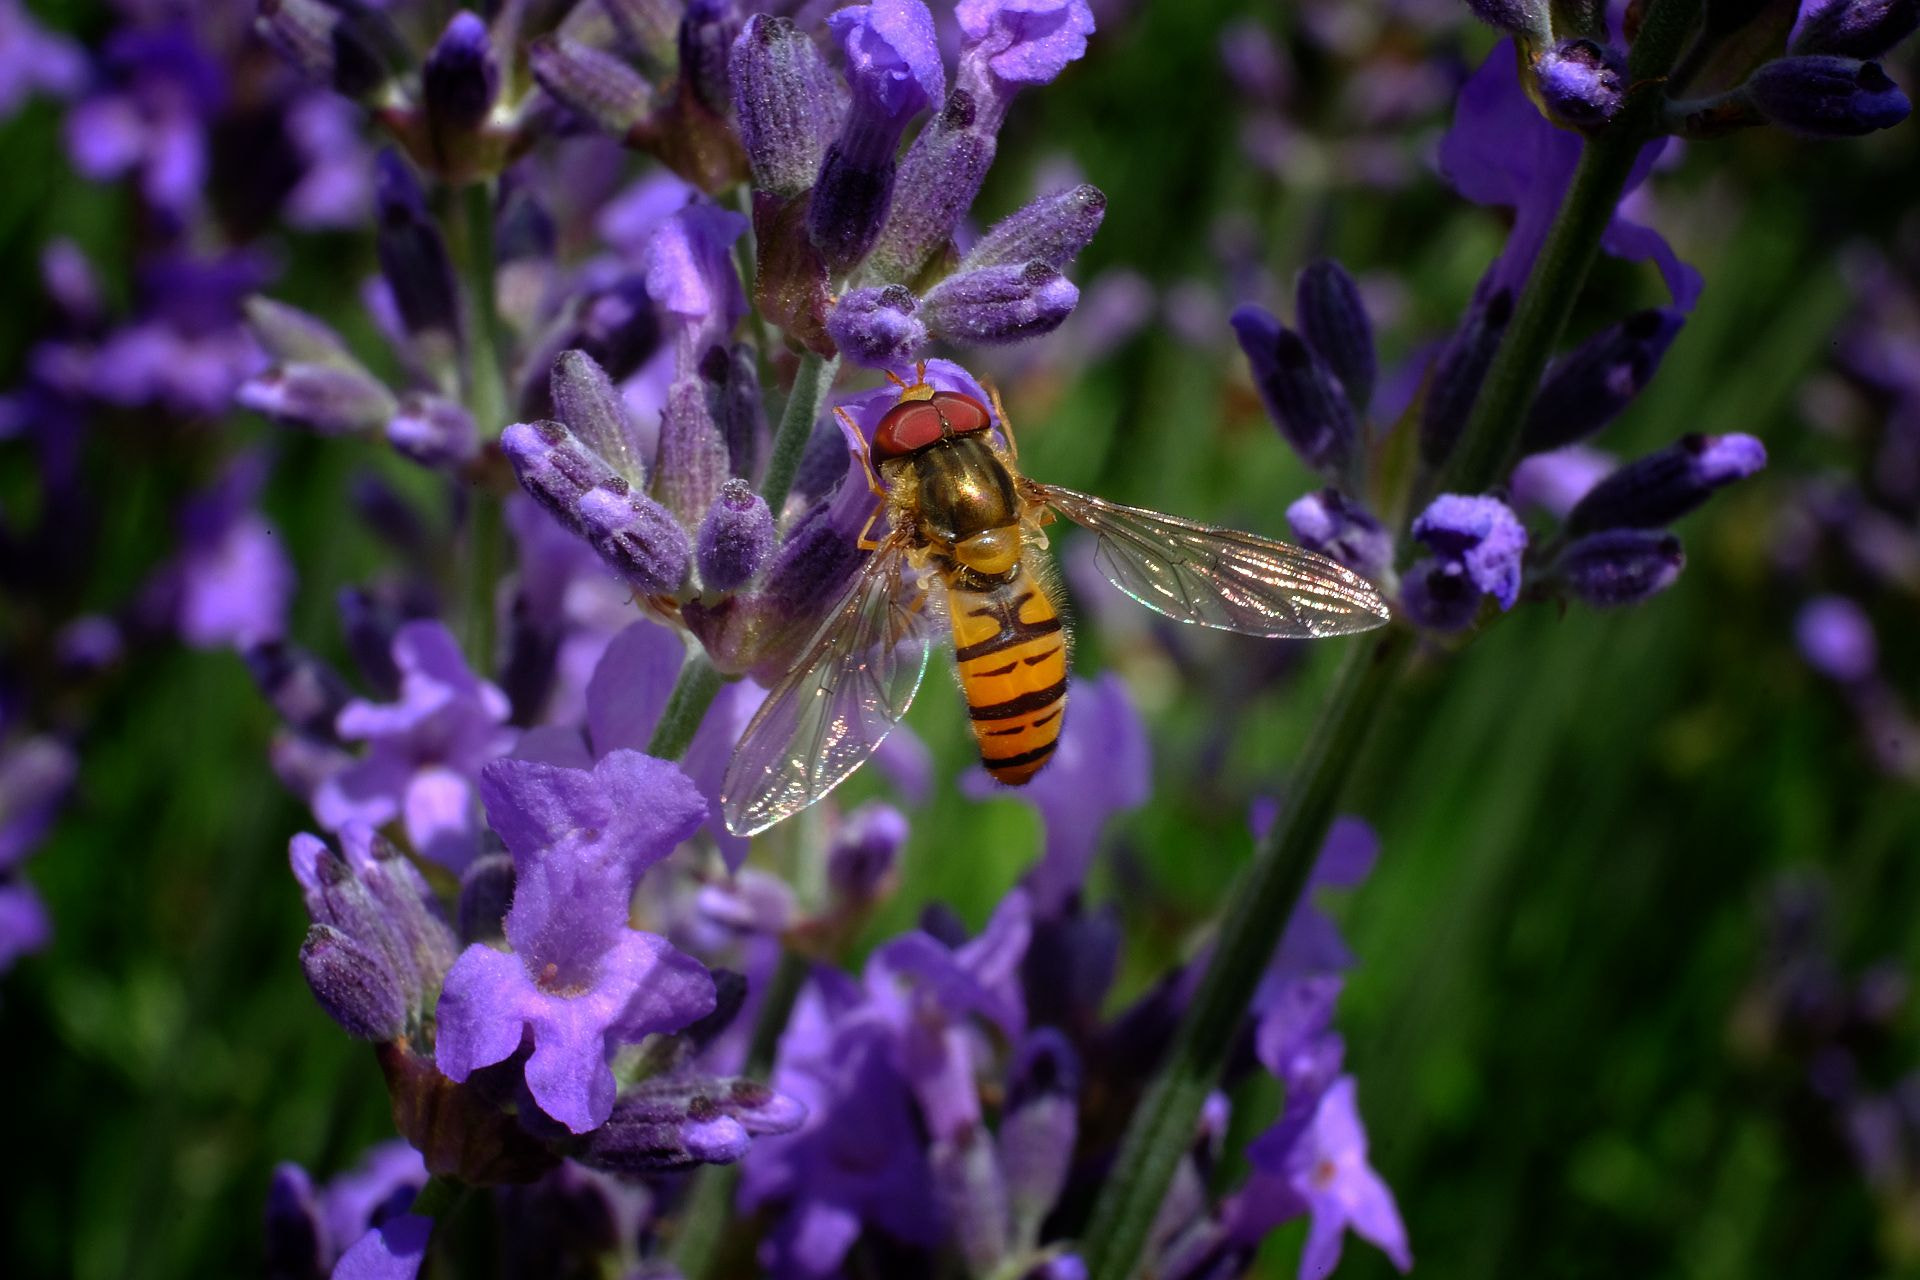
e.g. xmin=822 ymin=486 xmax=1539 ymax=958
xmin=1231 ymin=304 xmax=1359 ymax=481
xmin=312 ymin=621 xmax=516 ymax=873
xmin=1796 ymin=595 xmax=1878 ymax=682
xmin=1555 ymin=530 xmax=1686 ymax=608
xmin=731 ymin=14 xmax=847 ymax=198
xmin=0 ymin=1 xmax=85 ymax=120
xmin=1564 ymin=433 xmax=1768 ymax=534
xmin=1745 ymin=56 xmax=1912 ymax=137
xmin=167 ymin=454 xmax=296 ymax=652
xmin=1286 ymin=490 xmax=1393 ymax=582
xmin=435 ymin=751 xmax=715 ymax=1133
xmin=1403 ymin=494 xmax=1528 ymax=630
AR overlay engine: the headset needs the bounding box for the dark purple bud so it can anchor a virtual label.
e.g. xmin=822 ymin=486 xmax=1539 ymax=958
xmin=731 ymin=15 xmax=846 ymax=197
xmin=1419 ymin=287 xmax=1514 ymax=469
xmin=602 ymin=0 xmax=681 ymax=69
xmin=826 ymin=801 xmax=909 ymax=907
xmin=932 ymin=1128 xmax=1010 ymax=1274
xmin=681 ymin=969 xmax=752 ymax=1054
xmin=338 ymin=587 xmax=405 ymax=696
xmin=923 ymin=261 xmax=1079 ymax=345
xmin=1566 ymin=433 xmax=1767 ymax=533
xmin=1557 ymin=529 xmax=1685 ymax=607
xmin=550 ymin=349 xmax=648 ymax=485
xmin=423 ymin=11 xmax=499 ymax=136
xmin=244 ymin=297 xmax=355 ymax=365
xmin=960 ymin=184 xmax=1108 ymax=273
xmin=577 ymin=1077 xmax=804 ymax=1172
xmin=1522 ymin=309 xmax=1684 ymax=452
xmin=827 ymin=284 xmax=928 ymax=366
xmin=457 ymin=851 xmax=515 ymax=944
xmin=1002 ymin=1030 xmax=1079 ymax=1245
xmin=497 ymin=592 xmax=560 ymax=726
xmin=1230 ymin=304 xmax=1356 ymax=479
xmin=237 ymin=363 xmax=398 ymax=436
xmin=1285 ymin=489 xmax=1392 ymax=581
xmin=807 ymin=119 xmax=903 ymax=275
xmin=255 ymin=0 xmax=406 ymax=101
xmin=301 ymin=923 xmax=407 ymax=1042
xmin=1294 ymin=258 xmax=1375 ymax=415
xmin=697 ymin=479 xmax=775 ymax=591
xmin=656 ymin=372 xmax=731 ymax=530
xmin=245 ymin=641 xmax=353 ymax=740
xmin=1412 ymin=493 xmax=1528 ymax=610
xmin=263 ymin=1164 xmax=326 ymax=1280
xmin=1746 ymin=56 xmax=1912 ymax=135
xmin=387 ymin=393 xmax=478 ymax=468
xmin=1464 ymin=0 xmax=1553 ymax=38
xmin=679 ymin=0 xmax=743 ymax=116
xmin=351 ymin=831 xmax=461 ymax=1012
xmin=502 ymin=419 xmax=693 ymax=594
xmin=1796 ymin=595 xmax=1877 ymax=681
xmin=1536 ymin=38 xmax=1627 ymax=128
xmin=1399 ymin=557 xmax=1482 ymax=632
xmin=710 ymin=342 xmax=766 ymax=479
xmin=868 ymin=90 xmax=997 ymax=283
xmin=527 ymin=36 xmax=654 ymax=136
xmin=375 ymin=151 xmax=462 ymax=347
xmin=1793 ymin=0 xmax=1920 ymax=58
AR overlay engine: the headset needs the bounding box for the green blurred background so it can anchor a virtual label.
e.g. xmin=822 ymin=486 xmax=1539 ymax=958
xmin=3 ymin=1 xmax=1918 ymax=1277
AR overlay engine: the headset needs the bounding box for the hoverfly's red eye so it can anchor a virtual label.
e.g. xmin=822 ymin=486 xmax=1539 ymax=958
xmin=929 ymin=390 xmax=992 ymax=437
xmin=872 ymin=400 xmax=948 ymax=461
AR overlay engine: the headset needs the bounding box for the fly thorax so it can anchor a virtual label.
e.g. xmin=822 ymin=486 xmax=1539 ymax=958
xmin=910 ymin=436 xmax=1020 ymax=548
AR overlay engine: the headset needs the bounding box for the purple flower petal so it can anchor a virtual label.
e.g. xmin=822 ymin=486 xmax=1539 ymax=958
xmin=331 ymin=1212 xmax=432 ymax=1280
xmin=956 ymin=0 xmax=1097 ymax=87
xmin=584 ymin=619 xmax=686 ymax=756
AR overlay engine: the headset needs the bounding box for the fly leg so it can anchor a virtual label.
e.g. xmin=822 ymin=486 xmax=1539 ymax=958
xmin=987 ymin=382 xmax=1020 ymax=465
xmin=836 ymin=405 xmax=892 ymax=552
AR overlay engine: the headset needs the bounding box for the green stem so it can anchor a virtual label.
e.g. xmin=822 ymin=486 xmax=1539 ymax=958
xmin=647 ymin=653 xmax=724 ymax=760
xmin=459 ymin=179 xmax=510 ymax=672
xmin=1079 ymin=7 xmax=1705 ymax=1277
xmin=1079 ymin=631 xmax=1410 ymax=1280
xmin=757 ymin=351 xmax=842 ymax=519
xmin=673 ymin=951 xmax=809 ymax=1279
xmin=1438 ymin=0 xmax=1704 ymax=500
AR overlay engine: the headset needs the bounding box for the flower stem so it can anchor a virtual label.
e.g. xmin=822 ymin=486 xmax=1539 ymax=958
xmin=1438 ymin=0 xmax=1703 ymax=499
xmin=1079 ymin=7 xmax=1705 ymax=1277
xmin=1078 ymin=629 xmax=1411 ymax=1280
xmin=647 ymin=652 xmax=724 ymax=760
xmin=757 ymin=351 xmax=842 ymax=519
xmin=458 ymin=179 xmax=510 ymax=673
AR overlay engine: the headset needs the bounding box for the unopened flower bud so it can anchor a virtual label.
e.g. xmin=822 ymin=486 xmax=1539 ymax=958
xmin=577 ymin=1077 xmax=804 ymax=1172
xmin=1565 ymin=432 xmax=1767 ymax=533
xmin=960 ymin=184 xmax=1107 ymax=273
xmin=1536 ymin=37 xmax=1626 ymax=127
xmin=827 ymin=284 xmax=928 ymax=366
xmin=528 ymin=36 xmax=654 ymax=136
xmin=932 ymin=1128 xmax=1010 ymax=1275
xmin=603 ymin=0 xmax=682 ymax=71
xmin=697 ymin=479 xmax=775 ymax=591
xmin=1792 ymin=0 xmax=1920 ymax=60
xmin=1420 ymin=286 xmax=1514 ymax=469
xmin=457 ymin=851 xmax=515 ymax=944
xmin=1465 ymin=0 xmax=1553 ymax=39
xmin=502 ymin=420 xmax=693 ymax=594
xmin=923 ymin=261 xmax=1079 ymax=345
xmin=387 ymin=392 xmax=478 ymax=467
xmin=710 ymin=342 xmax=767 ymax=479
xmin=1230 ymin=304 xmax=1356 ymax=480
xmin=375 ymin=151 xmax=462 ymax=348
xmin=1285 ymin=489 xmax=1392 ymax=581
xmin=1002 ymin=1030 xmax=1079 ymax=1247
xmin=679 ymin=0 xmax=744 ymax=116
xmin=550 ymin=349 xmax=648 ymax=485
xmin=1557 ymin=529 xmax=1685 ymax=606
xmin=1294 ymin=258 xmax=1376 ymax=416
xmin=237 ymin=363 xmax=397 ymax=436
xmin=243 ymin=297 xmax=356 ymax=366
xmin=731 ymin=15 xmax=846 ymax=196
xmin=423 ymin=11 xmax=499 ymax=135
xmin=656 ymin=373 xmax=731 ymax=531
xmin=1745 ymin=55 xmax=1911 ymax=136
xmin=255 ymin=0 xmax=406 ymax=101
xmin=301 ymin=923 xmax=408 ymax=1041
xmin=245 ymin=641 xmax=352 ymax=740
xmin=827 ymin=802 xmax=908 ymax=907
xmin=1523 ymin=309 xmax=1684 ymax=453
xmin=263 ymin=1164 xmax=326 ymax=1280
xmin=867 ymin=90 xmax=996 ymax=283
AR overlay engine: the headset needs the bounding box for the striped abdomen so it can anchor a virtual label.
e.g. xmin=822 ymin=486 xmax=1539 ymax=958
xmin=948 ymin=563 xmax=1068 ymax=785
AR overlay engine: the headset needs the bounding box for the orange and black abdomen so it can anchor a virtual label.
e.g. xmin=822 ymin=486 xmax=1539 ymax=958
xmin=949 ymin=564 xmax=1068 ymax=785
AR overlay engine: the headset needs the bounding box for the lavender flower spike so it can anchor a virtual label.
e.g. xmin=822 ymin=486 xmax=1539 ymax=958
xmin=922 ymin=262 xmax=1079 ymax=345
xmin=1565 ymin=433 xmax=1768 ymax=534
xmin=1745 ymin=56 xmax=1912 ymax=136
xmin=435 ymin=751 xmax=714 ymax=1133
xmin=809 ymin=0 xmax=944 ymax=273
xmin=731 ymin=15 xmax=846 ymax=198
xmin=1231 ymin=304 xmax=1357 ymax=481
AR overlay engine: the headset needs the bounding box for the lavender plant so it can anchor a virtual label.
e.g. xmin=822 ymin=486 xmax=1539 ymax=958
xmin=3 ymin=1 xmax=1918 ymax=1278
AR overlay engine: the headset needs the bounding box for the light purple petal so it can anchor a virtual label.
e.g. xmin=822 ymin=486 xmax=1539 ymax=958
xmin=0 ymin=881 xmax=52 ymax=969
xmin=331 ymin=1213 xmax=431 ymax=1280
xmin=433 ymin=943 xmax=534 ymax=1081
xmin=402 ymin=766 xmax=477 ymax=872
xmin=585 ymin=619 xmax=685 ymax=756
xmin=956 ymin=0 xmax=1097 ymax=85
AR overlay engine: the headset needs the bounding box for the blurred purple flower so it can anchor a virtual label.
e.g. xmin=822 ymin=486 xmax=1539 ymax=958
xmin=1441 ymin=40 xmax=1702 ymax=309
xmin=962 ymin=673 xmax=1149 ymax=916
xmin=64 ymin=25 xmax=224 ymax=222
xmin=312 ymin=621 xmax=516 ymax=873
xmin=332 ymin=1213 xmax=431 ymax=1280
xmin=646 ymin=200 xmax=751 ymax=352
xmin=1510 ymin=445 xmax=1615 ymax=518
xmin=0 ymin=736 xmax=77 ymax=872
xmin=1797 ymin=595 xmax=1878 ymax=681
xmin=434 ymin=750 xmax=714 ymax=1133
xmin=0 ymin=881 xmax=52 ymax=973
xmin=169 ymin=452 xmax=295 ymax=651
xmin=0 ymin=1 xmax=87 ymax=119
xmin=265 ymin=1141 xmax=427 ymax=1279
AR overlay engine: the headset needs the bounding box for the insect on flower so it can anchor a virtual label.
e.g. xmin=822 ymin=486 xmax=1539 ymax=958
xmin=720 ymin=366 xmax=1391 ymax=836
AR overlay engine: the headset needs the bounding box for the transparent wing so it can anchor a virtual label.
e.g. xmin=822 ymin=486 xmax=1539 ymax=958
xmin=722 ymin=535 xmax=936 ymax=836
xmin=1029 ymin=482 xmax=1391 ymax=638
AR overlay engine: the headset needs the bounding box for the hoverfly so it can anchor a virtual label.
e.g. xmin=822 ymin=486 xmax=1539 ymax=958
xmin=719 ymin=366 xmax=1391 ymax=837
